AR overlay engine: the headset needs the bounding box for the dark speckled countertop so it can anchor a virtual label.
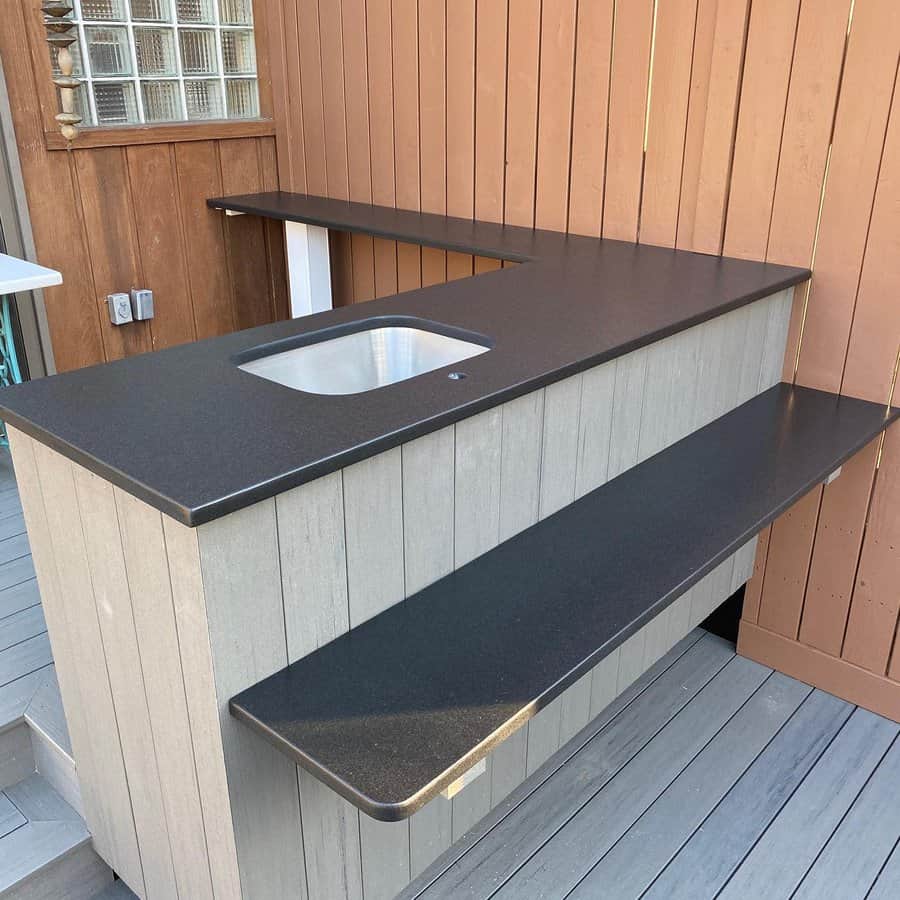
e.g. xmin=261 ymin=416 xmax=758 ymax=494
xmin=0 ymin=193 xmax=810 ymax=525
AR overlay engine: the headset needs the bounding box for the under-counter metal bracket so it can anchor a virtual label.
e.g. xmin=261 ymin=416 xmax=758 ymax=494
xmin=440 ymin=758 xmax=487 ymax=800
xmin=284 ymin=221 xmax=333 ymax=318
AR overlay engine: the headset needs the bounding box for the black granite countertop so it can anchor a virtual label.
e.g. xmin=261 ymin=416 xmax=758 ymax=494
xmin=0 ymin=193 xmax=810 ymax=525
xmin=230 ymin=384 xmax=900 ymax=820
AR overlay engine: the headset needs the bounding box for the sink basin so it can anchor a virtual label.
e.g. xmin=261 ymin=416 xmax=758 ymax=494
xmin=237 ymin=322 xmax=491 ymax=395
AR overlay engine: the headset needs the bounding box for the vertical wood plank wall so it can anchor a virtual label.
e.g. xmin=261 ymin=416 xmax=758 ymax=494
xmin=0 ymin=0 xmax=287 ymax=372
xmin=8 ymin=291 xmax=790 ymax=900
xmin=264 ymin=0 xmax=900 ymax=719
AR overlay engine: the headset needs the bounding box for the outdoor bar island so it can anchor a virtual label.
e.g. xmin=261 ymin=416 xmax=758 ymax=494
xmin=0 ymin=196 xmax=896 ymax=900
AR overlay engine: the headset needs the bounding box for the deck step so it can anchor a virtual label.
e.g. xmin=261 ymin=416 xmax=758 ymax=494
xmin=90 ymin=880 xmax=139 ymax=899
xmin=24 ymin=667 xmax=81 ymax=817
xmin=0 ymin=772 xmax=111 ymax=899
xmin=0 ymin=663 xmax=81 ymax=813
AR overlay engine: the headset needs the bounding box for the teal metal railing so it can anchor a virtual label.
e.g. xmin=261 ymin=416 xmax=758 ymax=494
xmin=0 ymin=293 xmax=23 ymax=445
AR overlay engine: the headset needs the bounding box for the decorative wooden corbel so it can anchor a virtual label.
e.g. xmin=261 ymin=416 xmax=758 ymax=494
xmin=42 ymin=2 xmax=82 ymax=145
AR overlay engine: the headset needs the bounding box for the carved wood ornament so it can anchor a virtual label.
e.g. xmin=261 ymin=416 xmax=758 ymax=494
xmin=42 ymin=2 xmax=82 ymax=144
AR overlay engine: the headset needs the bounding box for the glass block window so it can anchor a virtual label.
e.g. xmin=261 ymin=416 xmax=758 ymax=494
xmin=54 ymin=1 xmax=258 ymax=127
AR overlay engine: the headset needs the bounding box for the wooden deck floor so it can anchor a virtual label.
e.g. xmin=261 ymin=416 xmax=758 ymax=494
xmin=406 ymin=629 xmax=900 ymax=900
xmin=0 ymin=450 xmax=47 ymax=703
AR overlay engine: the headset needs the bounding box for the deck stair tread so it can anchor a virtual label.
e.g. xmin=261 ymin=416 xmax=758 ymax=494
xmin=0 ymin=773 xmax=95 ymax=894
xmin=24 ymin=667 xmax=71 ymax=757
xmin=230 ymin=383 xmax=899 ymax=820
xmin=90 ymin=881 xmax=139 ymax=899
xmin=406 ymin=636 xmax=900 ymax=900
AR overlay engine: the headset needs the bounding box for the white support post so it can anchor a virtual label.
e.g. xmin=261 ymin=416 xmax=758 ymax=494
xmin=285 ymin=221 xmax=333 ymax=318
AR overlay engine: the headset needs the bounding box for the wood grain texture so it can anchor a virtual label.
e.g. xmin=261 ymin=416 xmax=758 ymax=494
xmin=162 ymin=515 xmax=243 ymax=900
xmin=799 ymin=440 xmax=879 ymax=657
xmin=72 ymin=468 xmax=178 ymax=900
xmin=343 ymin=450 xmax=405 ymax=628
xmin=567 ymin=0 xmax=614 ymax=237
xmin=571 ymin=670 xmax=809 ymax=899
xmin=499 ymin=655 xmax=771 ymax=899
xmin=198 ymin=501 xmax=307 ymax=899
xmin=4 ymin=0 xmax=287 ymax=371
xmin=535 ymin=0 xmax=577 ymax=233
xmin=794 ymin=0 xmax=900 ymax=396
xmin=278 ymin=472 xmax=350 ymax=660
xmin=603 ymin=0 xmax=653 ymax=241
xmin=639 ymin=0 xmax=696 ymax=248
xmin=643 ymin=688 xmax=852 ymax=900
xmin=720 ymin=706 xmax=898 ymax=900
xmin=676 ymin=0 xmax=751 ymax=254
xmin=25 ymin=443 xmax=145 ymax=892
xmin=115 ymin=488 xmax=215 ymax=900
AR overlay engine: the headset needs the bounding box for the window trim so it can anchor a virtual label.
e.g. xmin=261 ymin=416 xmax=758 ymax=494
xmin=29 ymin=0 xmax=274 ymax=151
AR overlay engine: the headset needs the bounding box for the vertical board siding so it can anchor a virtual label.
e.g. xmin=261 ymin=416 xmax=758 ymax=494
xmin=114 ymin=488 xmax=216 ymax=900
xmin=72 ymin=468 xmax=179 ymax=900
xmin=162 ymin=514 xmax=243 ymax=900
xmin=7 ymin=431 xmax=138 ymax=888
xmin=198 ymin=501 xmax=308 ymax=900
xmin=28 ymin=442 xmax=146 ymax=892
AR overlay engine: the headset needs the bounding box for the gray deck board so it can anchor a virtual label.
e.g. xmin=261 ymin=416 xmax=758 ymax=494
xmin=416 ymin=633 xmax=735 ymax=900
xmin=496 ymin=656 xmax=773 ymax=898
xmin=568 ymin=672 xmax=811 ymax=899
xmin=642 ymin=689 xmax=852 ymax=899
xmin=0 ymin=791 xmax=25 ymax=838
xmin=416 ymin=631 xmax=900 ymax=900
xmin=0 ymin=554 xmax=36 ymax=592
xmin=0 ymin=533 xmax=30 ymax=567
xmin=0 ymin=604 xmax=46 ymax=652
xmin=867 ymin=839 xmax=900 ymax=900
xmin=0 ymin=578 xmax=39 ymax=621
xmin=0 ymin=632 xmax=52 ymax=689
xmin=792 ymin=736 xmax=900 ymax=900
xmin=719 ymin=708 xmax=899 ymax=899
xmin=0 ymin=512 xmax=25 ymax=542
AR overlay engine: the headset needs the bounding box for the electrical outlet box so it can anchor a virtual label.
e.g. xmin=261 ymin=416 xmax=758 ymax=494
xmin=131 ymin=288 xmax=154 ymax=320
xmin=108 ymin=293 xmax=133 ymax=325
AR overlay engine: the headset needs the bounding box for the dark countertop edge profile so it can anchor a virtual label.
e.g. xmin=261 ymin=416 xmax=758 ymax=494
xmin=0 ymin=192 xmax=812 ymax=527
xmin=0 ymin=282 xmax=803 ymax=529
xmin=228 ymin=385 xmax=900 ymax=821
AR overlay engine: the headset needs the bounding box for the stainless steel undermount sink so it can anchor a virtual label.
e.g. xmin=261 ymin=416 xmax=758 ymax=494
xmin=237 ymin=320 xmax=491 ymax=395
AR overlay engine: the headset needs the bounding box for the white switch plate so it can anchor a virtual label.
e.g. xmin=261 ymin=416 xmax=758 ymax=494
xmin=441 ymin=758 xmax=487 ymax=800
xmin=107 ymin=292 xmax=133 ymax=325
